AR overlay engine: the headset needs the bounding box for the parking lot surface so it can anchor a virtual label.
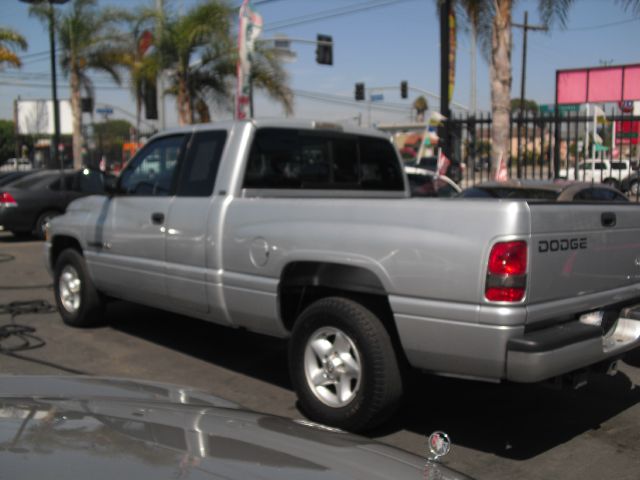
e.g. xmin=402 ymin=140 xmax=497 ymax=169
xmin=1 ymin=232 xmax=639 ymax=480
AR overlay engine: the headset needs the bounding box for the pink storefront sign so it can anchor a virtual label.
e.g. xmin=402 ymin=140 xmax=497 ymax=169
xmin=557 ymin=64 xmax=640 ymax=104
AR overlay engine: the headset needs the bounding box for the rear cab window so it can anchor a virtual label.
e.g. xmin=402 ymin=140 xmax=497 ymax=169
xmin=243 ymin=128 xmax=404 ymax=192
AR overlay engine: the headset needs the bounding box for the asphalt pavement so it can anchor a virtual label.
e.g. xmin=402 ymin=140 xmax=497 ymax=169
xmin=1 ymin=231 xmax=639 ymax=480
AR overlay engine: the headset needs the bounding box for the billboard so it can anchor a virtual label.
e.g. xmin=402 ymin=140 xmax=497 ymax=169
xmin=556 ymin=64 xmax=640 ymax=105
xmin=16 ymin=99 xmax=73 ymax=135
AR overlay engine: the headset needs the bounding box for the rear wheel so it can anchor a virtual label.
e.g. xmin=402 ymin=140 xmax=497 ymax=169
xmin=53 ymin=249 xmax=104 ymax=327
xmin=629 ymin=179 xmax=640 ymax=196
xmin=603 ymin=178 xmax=620 ymax=189
xmin=34 ymin=210 xmax=60 ymax=240
xmin=289 ymin=297 xmax=403 ymax=432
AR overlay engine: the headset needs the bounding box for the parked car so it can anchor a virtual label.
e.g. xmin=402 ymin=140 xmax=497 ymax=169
xmin=0 ymin=170 xmax=35 ymax=187
xmin=620 ymin=170 xmax=640 ymax=196
xmin=409 ymin=156 xmax=465 ymax=183
xmin=0 ymin=157 xmax=33 ymax=172
xmin=0 ymin=168 xmax=106 ymax=239
xmin=558 ymin=159 xmax=634 ymax=189
xmin=0 ymin=375 xmax=473 ymax=480
xmin=460 ymin=179 xmax=629 ymax=202
xmin=405 ymin=166 xmax=461 ymax=197
xmin=46 ymin=120 xmax=640 ymax=432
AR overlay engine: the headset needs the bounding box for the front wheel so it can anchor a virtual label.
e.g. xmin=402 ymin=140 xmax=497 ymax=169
xmin=53 ymin=249 xmax=105 ymax=327
xmin=289 ymin=297 xmax=403 ymax=432
xmin=628 ymin=179 xmax=640 ymax=196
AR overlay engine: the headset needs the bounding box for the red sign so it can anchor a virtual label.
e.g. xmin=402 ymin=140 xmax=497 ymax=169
xmin=557 ymin=64 xmax=640 ymax=104
xmin=615 ymin=120 xmax=640 ymax=145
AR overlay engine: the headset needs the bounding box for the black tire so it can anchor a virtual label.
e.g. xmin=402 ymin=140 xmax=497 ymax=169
xmin=34 ymin=210 xmax=60 ymax=240
xmin=289 ymin=296 xmax=403 ymax=432
xmin=53 ymin=249 xmax=104 ymax=327
xmin=628 ymin=179 xmax=640 ymax=196
xmin=603 ymin=178 xmax=619 ymax=189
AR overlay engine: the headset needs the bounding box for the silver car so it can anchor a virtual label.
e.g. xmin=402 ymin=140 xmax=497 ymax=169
xmin=0 ymin=375 xmax=473 ymax=480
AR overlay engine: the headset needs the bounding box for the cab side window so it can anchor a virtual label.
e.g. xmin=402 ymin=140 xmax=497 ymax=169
xmin=120 ymin=135 xmax=186 ymax=196
xmin=176 ymin=131 xmax=227 ymax=197
xmin=243 ymin=128 xmax=403 ymax=191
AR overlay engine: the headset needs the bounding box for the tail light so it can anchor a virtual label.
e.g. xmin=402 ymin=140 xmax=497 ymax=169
xmin=485 ymin=241 xmax=527 ymax=302
xmin=0 ymin=192 xmax=17 ymax=207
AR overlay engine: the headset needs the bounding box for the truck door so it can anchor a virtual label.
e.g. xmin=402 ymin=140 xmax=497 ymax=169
xmin=165 ymin=130 xmax=228 ymax=316
xmin=89 ymin=134 xmax=188 ymax=307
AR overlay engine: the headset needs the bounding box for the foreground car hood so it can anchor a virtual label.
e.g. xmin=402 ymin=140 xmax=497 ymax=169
xmin=0 ymin=376 xmax=472 ymax=480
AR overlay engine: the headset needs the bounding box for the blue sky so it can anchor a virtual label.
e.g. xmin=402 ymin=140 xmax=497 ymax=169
xmin=1 ymin=0 xmax=639 ymax=128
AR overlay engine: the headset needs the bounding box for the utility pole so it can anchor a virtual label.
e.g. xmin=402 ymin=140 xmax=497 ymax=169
xmin=513 ymin=11 xmax=547 ymax=177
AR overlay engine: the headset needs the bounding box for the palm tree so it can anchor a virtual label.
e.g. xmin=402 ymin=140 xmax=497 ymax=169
xmin=114 ymin=6 xmax=158 ymax=139
xmin=0 ymin=27 xmax=27 ymax=68
xmin=249 ymin=42 xmax=294 ymax=117
xmin=452 ymin=0 xmax=640 ymax=176
xmin=30 ymin=0 xmax=125 ymax=169
xmin=155 ymin=0 xmax=232 ymax=125
xmin=155 ymin=0 xmax=293 ymax=124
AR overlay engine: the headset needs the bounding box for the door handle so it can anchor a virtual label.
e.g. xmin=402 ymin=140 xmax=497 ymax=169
xmin=151 ymin=212 xmax=165 ymax=225
xmin=601 ymin=212 xmax=616 ymax=228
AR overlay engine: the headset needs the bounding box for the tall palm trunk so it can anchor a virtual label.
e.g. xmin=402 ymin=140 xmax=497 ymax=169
xmin=177 ymin=74 xmax=192 ymax=125
xmin=489 ymin=0 xmax=512 ymax=177
xmin=70 ymin=66 xmax=83 ymax=169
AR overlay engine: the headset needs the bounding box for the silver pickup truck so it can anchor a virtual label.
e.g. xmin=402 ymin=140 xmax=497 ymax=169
xmin=46 ymin=119 xmax=640 ymax=431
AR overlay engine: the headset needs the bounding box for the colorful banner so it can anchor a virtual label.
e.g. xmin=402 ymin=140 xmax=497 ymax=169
xmin=236 ymin=0 xmax=263 ymax=120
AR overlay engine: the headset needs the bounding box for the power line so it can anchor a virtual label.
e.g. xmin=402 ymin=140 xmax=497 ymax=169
xmin=265 ymin=0 xmax=416 ymax=32
xmin=566 ymin=17 xmax=640 ymax=31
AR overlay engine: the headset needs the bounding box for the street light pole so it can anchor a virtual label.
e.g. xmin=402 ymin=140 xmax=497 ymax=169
xmin=20 ymin=0 xmax=69 ymax=169
xmin=48 ymin=1 xmax=61 ymax=170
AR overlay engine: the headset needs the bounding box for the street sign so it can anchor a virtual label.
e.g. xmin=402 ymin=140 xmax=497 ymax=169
xmin=96 ymin=107 xmax=113 ymax=115
xmin=370 ymin=94 xmax=384 ymax=102
xmin=539 ymin=103 xmax=580 ymax=114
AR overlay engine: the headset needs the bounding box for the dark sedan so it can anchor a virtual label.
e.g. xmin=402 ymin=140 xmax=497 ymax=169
xmin=460 ymin=179 xmax=629 ymax=202
xmin=0 ymin=168 xmax=105 ymax=239
xmin=0 ymin=170 xmax=35 ymax=187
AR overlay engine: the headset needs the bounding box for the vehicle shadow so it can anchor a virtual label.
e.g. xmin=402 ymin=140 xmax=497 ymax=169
xmin=106 ymin=300 xmax=640 ymax=461
xmin=372 ymin=368 xmax=640 ymax=460
xmin=106 ymin=301 xmax=291 ymax=390
xmin=0 ymin=233 xmax=38 ymax=243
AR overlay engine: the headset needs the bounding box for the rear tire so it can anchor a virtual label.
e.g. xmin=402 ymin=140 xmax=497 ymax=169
xmin=53 ymin=249 xmax=104 ymax=327
xmin=34 ymin=210 xmax=60 ymax=240
xmin=603 ymin=178 xmax=620 ymax=189
xmin=289 ymin=297 xmax=403 ymax=432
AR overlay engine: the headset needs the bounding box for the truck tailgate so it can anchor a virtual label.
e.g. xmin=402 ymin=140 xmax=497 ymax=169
xmin=527 ymin=203 xmax=640 ymax=306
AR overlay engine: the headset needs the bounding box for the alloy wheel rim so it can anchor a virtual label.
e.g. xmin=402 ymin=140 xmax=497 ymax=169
xmin=59 ymin=265 xmax=81 ymax=313
xmin=303 ymin=326 xmax=362 ymax=408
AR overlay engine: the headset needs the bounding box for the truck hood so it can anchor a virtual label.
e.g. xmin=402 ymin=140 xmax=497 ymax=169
xmin=0 ymin=376 xmax=472 ymax=480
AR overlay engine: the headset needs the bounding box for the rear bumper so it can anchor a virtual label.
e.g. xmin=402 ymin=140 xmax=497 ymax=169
xmin=506 ymin=315 xmax=640 ymax=382
xmin=392 ymin=295 xmax=640 ymax=383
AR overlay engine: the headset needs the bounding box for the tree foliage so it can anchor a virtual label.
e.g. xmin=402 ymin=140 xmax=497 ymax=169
xmin=0 ymin=27 xmax=27 ymax=68
xmin=0 ymin=120 xmax=17 ymax=161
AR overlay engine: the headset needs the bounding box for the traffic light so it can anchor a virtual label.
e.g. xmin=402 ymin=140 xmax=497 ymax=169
xmin=401 ymin=81 xmax=408 ymax=99
xmin=355 ymin=83 xmax=365 ymax=101
xmin=316 ymin=34 xmax=333 ymax=65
